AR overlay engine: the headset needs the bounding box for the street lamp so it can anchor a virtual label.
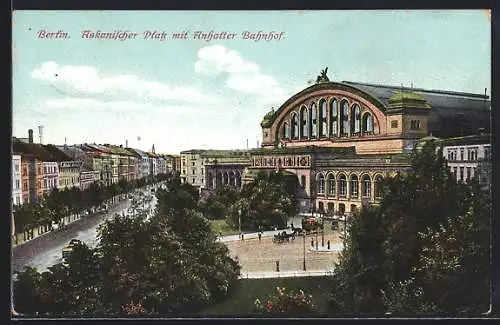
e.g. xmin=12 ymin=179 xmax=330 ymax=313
xmin=321 ymin=208 xmax=325 ymax=247
xmin=314 ymin=207 xmax=318 ymax=251
xmin=238 ymin=208 xmax=242 ymax=237
xmin=302 ymin=230 xmax=306 ymax=271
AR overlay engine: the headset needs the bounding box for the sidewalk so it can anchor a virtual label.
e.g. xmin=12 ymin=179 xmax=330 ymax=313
xmin=240 ymin=269 xmax=335 ymax=279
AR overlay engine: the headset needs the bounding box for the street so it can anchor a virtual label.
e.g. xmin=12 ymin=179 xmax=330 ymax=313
xmin=11 ymin=199 xmax=131 ymax=273
xmin=11 ymin=189 xmax=158 ymax=274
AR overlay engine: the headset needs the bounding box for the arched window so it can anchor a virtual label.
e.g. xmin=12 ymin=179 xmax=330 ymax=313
xmin=310 ymin=102 xmax=317 ymax=138
xmin=330 ymin=100 xmax=338 ymax=137
xmin=282 ymin=122 xmax=290 ymax=139
xmin=236 ymin=172 xmax=242 ymax=189
xmin=291 ymin=113 xmax=299 ymax=139
xmin=317 ymin=173 xmax=325 ymax=195
xmin=318 ymin=201 xmax=324 ymax=213
xmin=327 ymin=174 xmax=336 ymax=196
xmin=319 ymin=100 xmax=327 ymax=138
xmin=223 ymin=172 xmax=229 ymax=184
xmin=362 ymin=175 xmax=371 ymax=198
xmin=351 ymin=104 xmax=361 ymax=133
xmin=216 ymin=172 xmax=223 ymax=188
xmin=362 ymin=113 xmax=374 ymax=133
xmin=327 ymin=202 xmax=334 ymax=213
xmin=339 ymin=174 xmax=347 ymax=197
xmin=374 ymin=175 xmax=383 ymax=198
xmin=340 ymin=100 xmax=349 ymax=135
xmin=229 ymin=171 xmax=236 ymax=187
xmin=300 ymin=106 xmax=308 ymax=139
xmin=350 ymin=174 xmax=358 ymax=197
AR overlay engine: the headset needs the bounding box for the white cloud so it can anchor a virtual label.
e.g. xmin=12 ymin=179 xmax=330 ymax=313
xmin=31 ymin=61 xmax=213 ymax=104
xmin=195 ymin=45 xmax=289 ymax=104
xmin=43 ymin=97 xmax=196 ymax=115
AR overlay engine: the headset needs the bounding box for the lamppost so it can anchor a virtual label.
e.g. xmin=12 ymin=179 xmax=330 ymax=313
xmin=321 ymin=207 xmax=325 ymax=247
xmin=314 ymin=207 xmax=318 ymax=251
xmin=302 ymin=230 xmax=306 ymax=271
xmin=238 ymin=208 xmax=242 ymax=237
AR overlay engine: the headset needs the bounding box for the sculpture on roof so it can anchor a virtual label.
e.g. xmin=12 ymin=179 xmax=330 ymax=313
xmin=316 ymin=67 xmax=330 ymax=83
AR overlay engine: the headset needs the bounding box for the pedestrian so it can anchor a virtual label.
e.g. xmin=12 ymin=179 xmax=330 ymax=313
xmin=258 ymin=232 xmax=262 ymax=241
xmin=241 ymin=233 xmax=244 ymax=241
xmin=311 ymin=239 xmax=314 ymax=247
xmin=327 ymin=240 xmax=330 ymax=250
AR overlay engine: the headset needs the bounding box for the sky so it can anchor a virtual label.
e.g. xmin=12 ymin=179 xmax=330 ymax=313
xmin=12 ymin=10 xmax=491 ymax=154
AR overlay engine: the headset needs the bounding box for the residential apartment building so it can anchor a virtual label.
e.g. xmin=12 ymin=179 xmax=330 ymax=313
xmin=57 ymin=145 xmax=101 ymax=189
xmin=44 ymin=144 xmax=82 ymax=190
xmin=13 ymin=131 xmax=53 ymax=203
xmin=147 ymin=152 xmax=158 ymax=176
xmin=20 ymin=155 xmax=30 ymax=203
xmin=157 ymin=155 xmax=167 ymax=175
xmin=127 ymin=148 xmax=150 ymax=180
xmin=12 ymin=155 xmax=23 ymax=206
xmin=440 ymin=133 xmax=491 ymax=185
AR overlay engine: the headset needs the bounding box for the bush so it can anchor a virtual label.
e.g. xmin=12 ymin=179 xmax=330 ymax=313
xmin=253 ymin=286 xmax=315 ymax=315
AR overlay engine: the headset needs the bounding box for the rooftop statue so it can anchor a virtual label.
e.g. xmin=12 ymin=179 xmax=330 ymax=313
xmin=316 ymin=67 xmax=330 ymax=83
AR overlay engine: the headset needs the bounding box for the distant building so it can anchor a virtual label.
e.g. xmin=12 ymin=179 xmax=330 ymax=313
xmin=180 ymin=149 xmax=251 ymax=190
xmin=12 ymin=155 xmax=23 ymax=206
xmin=44 ymin=144 xmax=82 ymax=190
xmin=440 ymin=132 xmax=491 ymax=187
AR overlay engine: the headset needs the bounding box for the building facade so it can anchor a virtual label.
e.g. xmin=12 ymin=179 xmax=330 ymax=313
xmin=241 ymin=71 xmax=489 ymax=215
xmin=180 ymin=150 xmax=207 ymax=188
xmin=440 ymin=133 xmax=491 ymax=185
xmin=43 ymin=161 xmax=60 ymax=195
xmin=12 ymin=155 xmax=23 ymax=206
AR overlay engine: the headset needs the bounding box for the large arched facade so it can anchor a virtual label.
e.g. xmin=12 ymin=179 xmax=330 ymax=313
xmin=253 ymin=73 xmax=430 ymax=214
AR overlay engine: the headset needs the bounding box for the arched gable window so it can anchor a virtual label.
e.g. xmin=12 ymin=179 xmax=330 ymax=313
xmin=338 ymin=174 xmax=347 ymax=196
xmin=351 ymin=104 xmax=361 ymax=133
xmin=362 ymin=175 xmax=372 ymax=198
xmin=282 ymin=122 xmax=290 ymax=139
xmin=301 ymin=175 xmax=307 ymax=188
xmin=350 ymin=174 xmax=358 ymax=197
xmin=300 ymin=106 xmax=308 ymax=139
xmin=310 ymin=102 xmax=317 ymax=138
xmin=319 ymin=100 xmax=327 ymax=138
xmin=374 ymin=175 xmax=383 ymax=198
xmin=327 ymin=174 xmax=336 ymax=196
xmin=317 ymin=173 xmax=325 ymax=195
xmin=291 ymin=113 xmax=299 ymax=139
xmin=340 ymin=100 xmax=349 ymax=136
xmin=362 ymin=113 xmax=374 ymax=133
xmin=330 ymin=99 xmax=338 ymax=137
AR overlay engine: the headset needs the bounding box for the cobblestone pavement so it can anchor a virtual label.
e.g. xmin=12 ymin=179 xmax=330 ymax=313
xmin=224 ymin=228 xmax=343 ymax=274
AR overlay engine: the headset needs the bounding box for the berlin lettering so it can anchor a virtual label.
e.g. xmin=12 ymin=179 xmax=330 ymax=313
xmin=38 ymin=30 xmax=286 ymax=42
xmin=37 ymin=29 xmax=69 ymax=39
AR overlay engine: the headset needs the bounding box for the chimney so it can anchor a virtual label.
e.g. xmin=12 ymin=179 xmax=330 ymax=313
xmin=28 ymin=129 xmax=33 ymax=143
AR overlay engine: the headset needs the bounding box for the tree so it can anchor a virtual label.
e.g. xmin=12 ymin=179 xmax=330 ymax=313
xmin=228 ymin=171 xmax=297 ymax=231
xmin=13 ymin=175 xmax=240 ymax=317
xmin=254 ymin=286 xmax=316 ymax=316
xmin=329 ymin=140 xmax=491 ymax=315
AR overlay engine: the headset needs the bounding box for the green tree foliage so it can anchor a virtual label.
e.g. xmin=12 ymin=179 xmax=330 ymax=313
xmin=199 ymin=185 xmax=239 ymax=220
xmin=12 ymin=174 xmax=170 ymax=235
xmin=13 ymin=174 xmax=240 ymax=317
xmin=329 ymin=141 xmax=491 ymax=316
xmin=228 ymin=171 xmax=298 ymax=231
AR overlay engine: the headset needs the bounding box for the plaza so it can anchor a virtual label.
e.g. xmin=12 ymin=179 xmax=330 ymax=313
xmin=224 ymin=222 xmax=343 ymax=276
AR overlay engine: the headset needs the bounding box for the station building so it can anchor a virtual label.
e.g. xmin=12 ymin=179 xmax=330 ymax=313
xmin=242 ymin=70 xmax=490 ymax=215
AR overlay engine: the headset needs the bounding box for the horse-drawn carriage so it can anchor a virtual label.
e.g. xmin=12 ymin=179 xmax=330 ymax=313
xmin=301 ymin=217 xmax=324 ymax=233
xmin=272 ymin=231 xmax=295 ymax=243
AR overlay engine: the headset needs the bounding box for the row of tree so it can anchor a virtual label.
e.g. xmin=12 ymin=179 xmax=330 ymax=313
xmin=13 ymin=174 xmax=171 ymax=234
xmin=328 ymin=141 xmax=491 ymax=316
xmin=199 ymin=172 xmax=298 ymax=231
xmin=13 ymin=175 xmax=241 ymax=317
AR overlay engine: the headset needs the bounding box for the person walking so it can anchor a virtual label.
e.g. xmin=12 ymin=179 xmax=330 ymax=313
xmin=258 ymin=232 xmax=262 ymax=241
